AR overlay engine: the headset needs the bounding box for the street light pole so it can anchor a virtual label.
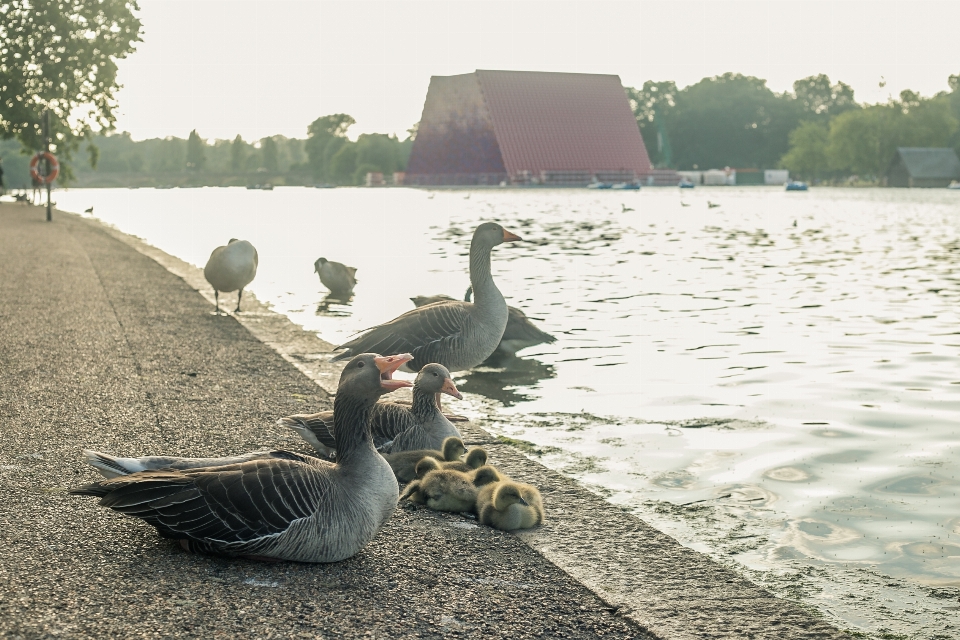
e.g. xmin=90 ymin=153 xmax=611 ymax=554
xmin=43 ymin=110 xmax=52 ymax=222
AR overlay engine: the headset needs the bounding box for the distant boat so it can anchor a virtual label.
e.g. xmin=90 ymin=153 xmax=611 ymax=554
xmin=678 ymin=179 xmax=695 ymax=189
xmin=314 ymin=183 xmax=336 ymax=189
xmin=786 ymin=181 xmax=809 ymax=191
xmin=611 ymin=182 xmax=640 ymax=190
xmin=948 ymin=180 xmax=960 ymax=190
xmin=246 ymin=184 xmax=274 ymax=191
xmin=587 ymin=181 xmax=613 ymax=189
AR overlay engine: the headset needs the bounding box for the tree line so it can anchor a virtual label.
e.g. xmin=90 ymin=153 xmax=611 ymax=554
xmin=3 ymin=2 xmax=959 ymax=189
xmin=625 ymin=72 xmax=960 ymax=182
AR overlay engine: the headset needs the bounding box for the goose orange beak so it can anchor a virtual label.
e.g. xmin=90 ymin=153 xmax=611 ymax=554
xmin=375 ymin=353 xmax=414 ymax=391
xmin=441 ymin=377 xmax=463 ymax=400
xmin=502 ymin=229 xmax=522 ymax=242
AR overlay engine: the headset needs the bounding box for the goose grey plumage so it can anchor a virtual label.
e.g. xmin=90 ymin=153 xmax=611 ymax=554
xmin=331 ymin=222 xmax=522 ymax=371
xmin=70 ymin=352 xmax=413 ymax=563
xmin=314 ymin=257 xmax=357 ymax=296
xmin=204 ymin=238 xmax=258 ymax=314
xmin=279 ymin=363 xmax=463 ymax=457
xmin=82 ymin=449 xmax=307 ymax=479
xmin=412 ymin=286 xmax=555 ymax=357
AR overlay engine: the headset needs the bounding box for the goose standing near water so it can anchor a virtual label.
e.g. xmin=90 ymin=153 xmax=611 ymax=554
xmin=203 ymin=239 xmax=258 ymax=314
xmin=70 ymin=353 xmax=413 ymax=563
xmin=279 ymin=362 xmax=463 ymax=457
xmin=314 ymin=257 xmax=357 ymax=296
xmin=330 ymin=222 xmax=522 ymax=372
xmin=411 ymin=287 xmax=556 ymax=357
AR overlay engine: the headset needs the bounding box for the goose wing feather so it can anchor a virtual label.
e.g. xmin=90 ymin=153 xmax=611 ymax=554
xmin=75 ymin=457 xmax=331 ymax=546
xmin=331 ymin=301 xmax=471 ymax=366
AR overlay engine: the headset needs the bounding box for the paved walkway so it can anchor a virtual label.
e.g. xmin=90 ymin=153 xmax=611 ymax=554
xmin=0 ymin=203 xmax=845 ymax=638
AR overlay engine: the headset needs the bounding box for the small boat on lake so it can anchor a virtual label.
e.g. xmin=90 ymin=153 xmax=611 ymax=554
xmin=611 ymin=182 xmax=640 ymax=190
xmin=679 ymin=179 xmax=695 ymax=189
xmin=948 ymin=180 xmax=960 ymax=190
xmin=786 ymin=181 xmax=809 ymax=191
xmin=587 ymin=181 xmax=613 ymax=189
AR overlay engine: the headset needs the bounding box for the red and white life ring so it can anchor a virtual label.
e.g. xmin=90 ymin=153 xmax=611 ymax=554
xmin=30 ymin=152 xmax=59 ymax=184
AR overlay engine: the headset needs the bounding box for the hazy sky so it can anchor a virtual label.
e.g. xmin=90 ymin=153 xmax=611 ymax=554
xmin=112 ymin=0 xmax=960 ymax=142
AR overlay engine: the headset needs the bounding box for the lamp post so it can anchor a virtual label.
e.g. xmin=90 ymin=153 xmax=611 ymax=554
xmin=43 ymin=110 xmax=52 ymax=222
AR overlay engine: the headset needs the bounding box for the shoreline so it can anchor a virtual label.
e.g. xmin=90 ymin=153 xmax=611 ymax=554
xmin=36 ymin=204 xmax=852 ymax=638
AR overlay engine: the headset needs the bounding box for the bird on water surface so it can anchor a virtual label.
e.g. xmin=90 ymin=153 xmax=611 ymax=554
xmin=71 ymin=353 xmax=413 ymax=563
xmin=279 ymin=362 xmax=464 ymax=457
xmin=330 ymin=222 xmax=522 ymax=372
xmin=203 ymin=238 xmax=258 ymax=314
xmin=314 ymin=257 xmax=357 ymax=296
xmin=412 ymin=287 xmax=556 ymax=358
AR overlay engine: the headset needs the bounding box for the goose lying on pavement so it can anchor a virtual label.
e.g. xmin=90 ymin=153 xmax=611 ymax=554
xmin=71 ymin=353 xmax=413 ymax=563
xmin=314 ymin=257 xmax=357 ymax=296
xmin=279 ymin=363 xmax=463 ymax=457
xmin=331 ymin=222 xmax=521 ymax=372
xmin=412 ymin=287 xmax=555 ymax=357
xmin=203 ymin=239 xmax=258 ymax=314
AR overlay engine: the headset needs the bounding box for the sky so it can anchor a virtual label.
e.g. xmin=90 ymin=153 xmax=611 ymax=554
xmin=111 ymin=0 xmax=960 ymax=142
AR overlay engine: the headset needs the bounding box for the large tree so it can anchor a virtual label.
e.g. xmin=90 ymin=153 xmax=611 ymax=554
xmin=625 ymin=81 xmax=678 ymax=167
xmin=664 ymin=73 xmax=799 ymax=170
xmin=305 ymin=113 xmax=355 ymax=181
xmin=793 ymin=74 xmax=857 ymax=120
xmin=186 ymin=129 xmax=206 ymax=171
xmin=0 ymin=1 xmax=142 ymax=177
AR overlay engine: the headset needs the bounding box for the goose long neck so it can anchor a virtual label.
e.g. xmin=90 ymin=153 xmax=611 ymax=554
xmin=333 ymin=392 xmax=377 ymax=463
xmin=469 ymin=240 xmax=500 ymax=305
xmin=411 ymin=386 xmax=439 ymax=421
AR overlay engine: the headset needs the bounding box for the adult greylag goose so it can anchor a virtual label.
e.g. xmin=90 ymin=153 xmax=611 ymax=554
xmin=279 ymin=363 xmax=463 ymax=457
xmin=70 ymin=353 xmax=413 ymax=563
xmin=203 ymin=238 xmax=258 ymax=314
xmin=331 ymin=222 xmax=521 ymax=372
xmin=314 ymin=257 xmax=357 ymax=296
xmin=412 ymin=286 xmax=556 ymax=357
xmin=476 ymin=479 xmax=545 ymax=531
xmin=382 ymin=436 xmax=466 ymax=483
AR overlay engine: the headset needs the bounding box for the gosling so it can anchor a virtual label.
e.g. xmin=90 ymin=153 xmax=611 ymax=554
xmin=470 ymin=464 xmax=502 ymax=488
xmin=402 ymin=465 xmax=478 ymax=513
xmin=476 ymin=480 xmax=544 ymax=531
xmin=382 ymin=436 xmax=466 ymax=483
xmin=413 ymin=447 xmax=487 ymax=477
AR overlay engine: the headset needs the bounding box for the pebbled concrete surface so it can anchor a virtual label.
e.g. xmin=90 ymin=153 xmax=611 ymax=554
xmin=0 ymin=203 xmax=845 ymax=639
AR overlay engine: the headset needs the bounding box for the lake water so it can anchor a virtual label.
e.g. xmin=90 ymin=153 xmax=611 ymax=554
xmin=55 ymin=186 xmax=960 ymax=637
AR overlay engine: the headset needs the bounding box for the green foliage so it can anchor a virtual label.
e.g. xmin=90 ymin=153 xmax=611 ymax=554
xmin=626 ymin=81 xmax=678 ymax=167
xmin=329 ymin=143 xmax=358 ymax=184
xmin=0 ymin=0 xmax=142 ymax=180
xmin=780 ymin=121 xmax=829 ymax=180
xmin=186 ymin=130 xmax=206 ymax=171
xmin=793 ymin=74 xmax=857 ymax=120
xmin=261 ymin=136 xmax=278 ymax=172
xmin=305 ymin=113 xmax=355 ymax=181
xmin=820 ymin=94 xmax=958 ymax=178
xmin=230 ymin=135 xmax=245 ymax=172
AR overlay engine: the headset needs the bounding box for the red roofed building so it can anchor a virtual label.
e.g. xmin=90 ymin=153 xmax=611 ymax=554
xmin=405 ymin=70 xmax=671 ymax=186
